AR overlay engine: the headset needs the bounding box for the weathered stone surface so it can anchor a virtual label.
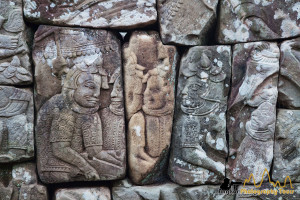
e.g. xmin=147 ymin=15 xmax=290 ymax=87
xmin=272 ymin=109 xmax=300 ymax=183
xmin=55 ymin=187 xmax=110 ymax=200
xmin=0 ymin=86 xmax=34 ymax=163
xmin=34 ymin=26 xmax=126 ymax=183
xmin=227 ymin=42 xmax=279 ymax=182
xmin=0 ymin=0 xmax=32 ymax=85
xmin=158 ymin=0 xmax=218 ymax=46
xmin=24 ymin=0 xmax=157 ymax=29
xmin=112 ymin=179 xmax=235 ymax=200
xmin=0 ymin=163 xmax=48 ymax=200
xmin=217 ymin=0 xmax=300 ymax=44
xmin=123 ymin=31 xmax=177 ymax=185
xmin=168 ymin=46 xmax=231 ymax=185
xmin=278 ymin=37 xmax=300 ymax=108
xmin=236 ymin=183 xmax=300 ymax=200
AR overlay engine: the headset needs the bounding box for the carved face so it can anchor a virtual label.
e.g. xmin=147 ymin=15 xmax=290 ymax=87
xmin=143 ymin=76 xmax=167 ymax=110
xmin=73 ymin=72 xmax=101 ymax=108
xmin=111 ymin=76 xmax=123 ymax=102
xmin=181 ymin=78 xmax=208 ymax=109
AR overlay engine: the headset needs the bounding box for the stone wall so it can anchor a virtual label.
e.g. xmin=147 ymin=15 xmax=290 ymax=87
xmin=0 ymin=0 xmax=299 ymax=199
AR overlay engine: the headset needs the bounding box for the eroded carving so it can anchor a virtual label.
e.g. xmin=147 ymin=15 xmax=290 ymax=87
xmin=227 ymin=42 xmax=279 ymax=182
xmin=272 ymin=109 xmax=300 ymax=183
xmin=278 ymin=38 xmax=300 ymax=108
xmin=158 ymin=0 xmax=218 ymax=45
xmin=218 ymin=0 xmax=300 ymax=43
xmin=0 ymin=0 xmax=32 ymax=85
xmin=24 ymin=0 xmax=157 ymax=29
xmin=168 ymin=46 xmax=231 ymax=185
xmin=34 ymin=26 xmax=126 ymax=183
xmin=124 ymin=31 xmax=177 ymax=185
xmin=0 ymin=86 xmax=34 ymax=163
xmin=0 ymin=163 xmax=48 ymax=200
xmin=55 ymin=187 xmax=111 ymax=200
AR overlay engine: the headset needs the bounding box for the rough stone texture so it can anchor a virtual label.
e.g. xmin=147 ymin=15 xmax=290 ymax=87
xmin=272 ymin=109 xmax=300 ymax=183
xmin=236 ymin=183 xmax=300 ymax=200
xmin=112 ymin=179 xmax=235 ymax=200
xmin=24 ymin=0 xmax=157 ymax=29
xmin=0 ymin=86 xmax=34 ymax=163
xmin=123 ymin=31 xmax=177 ymax=185
xmin=227 ymin=42 xmax=279 ymax=183
xmin=0 ymin=163 xmax=48 ymax=200
xmin=217 ymin=0 xmax=300 ymax=44
xmin=157 ymin=0 xmax=218 ymax=46
xmin=55 ymin=187 xmax=110 ymax=200
xmin=34 ymin=26 xmax=126 ymax=183
xmin=168 ymin=46 xmax=231 ymax=185
xmin=278 ymin=37 xmax=300 ymax=108
xmin=0 ymin=0 xmax=32 ymax=85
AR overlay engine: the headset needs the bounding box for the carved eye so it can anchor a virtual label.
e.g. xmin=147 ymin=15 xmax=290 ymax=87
xmin=84 ymin=82 xmax=95 ymax=89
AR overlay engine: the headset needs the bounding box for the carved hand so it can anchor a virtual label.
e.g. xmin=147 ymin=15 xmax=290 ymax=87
xmin=0 ymin=35 xmax=19 ymax=49
xmin=83 ymin=165 xmax=100 ymax=180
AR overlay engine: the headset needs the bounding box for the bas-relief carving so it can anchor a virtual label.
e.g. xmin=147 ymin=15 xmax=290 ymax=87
xmin=158 ymin=0 xmax=218 ymax=46
xmin=0 ymin=0 xmax=32 ymax=85
xmin=24 ymin=0 xmax=157 ymax=29
xmin=278 ymin=38 xmax=300 ymax=108
xmin=217 ymin=0 xmax=300 ymax=43
xmin=124 ymin=31 xmax=177 ymax=185
xmin=0 ymin=163 xmax=48 ymax=200
xmin=0 ymin=86 xmax=34 ymax=163
xmin=227 ymin=42 xmax=279 ymax=182
xmin=168 ymin=46 xmax=231 ymax=185
xmin=55 ymin=188 xmax=111 ymax=200
xmin=112 ymin=179 xmax=235 ymax=200
xmin=272 ymin=110 xmax=300 ymax=183
xmin=34 ymin=26 xmax=126 ymax=183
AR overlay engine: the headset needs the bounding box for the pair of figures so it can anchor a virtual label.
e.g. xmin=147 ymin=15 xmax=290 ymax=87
xmin=37 ymin=58 xmax=125 ymax=182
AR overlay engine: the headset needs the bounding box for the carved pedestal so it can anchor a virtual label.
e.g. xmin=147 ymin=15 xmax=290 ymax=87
xmin=34 ymin=26 xmax=126 ymax=183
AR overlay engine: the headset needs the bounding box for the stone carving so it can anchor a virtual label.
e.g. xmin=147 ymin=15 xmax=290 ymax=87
xmin=158 ymin=0 xmax=218 ymax=46
xmin=168 ymin=46 xmax=231 ymax=185
xmin=34 ymin=26 xmax=126 ymax=183
xmin=278 ymin=37 xmax=300 ymax=108
xmin=227 ymin=42 xmax=279 ymax=182
xmin=217 ymin=0 xmax=300 ymax=43
xmin=0 ymin=0 xmax=32 ymax=85
xmin=124 ymin=31 xmax=177 ymax=185
xmin=112 ymin=179 xmax=235 ymax=200
xmin=24 ymin=0 xmax=157 ymax=29
xmin=0 ymin=163 xmax=48 ymax=200
xmin=0 ymin=86 xmax=34 ymax=163
xmin=55 ymin=187 xmax=110 ymax=200
xmin=272 ymin=109 xmax=300 ymax=183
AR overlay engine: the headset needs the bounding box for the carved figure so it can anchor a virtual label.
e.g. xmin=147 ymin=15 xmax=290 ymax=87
xmin=227 ymin=42 xmax=279 ymax=182
xmin=0 ymin=86 xmax=34 ymax=163
xmin=169 ymin=46 xmax=231 ymax=185
xmin=125 ymin=31 xmax=177 ymax=184
xmin=35 ymin=27 xmax=126 ymax=183
xmin=0 ymin=1 xmax=32 ymax=85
